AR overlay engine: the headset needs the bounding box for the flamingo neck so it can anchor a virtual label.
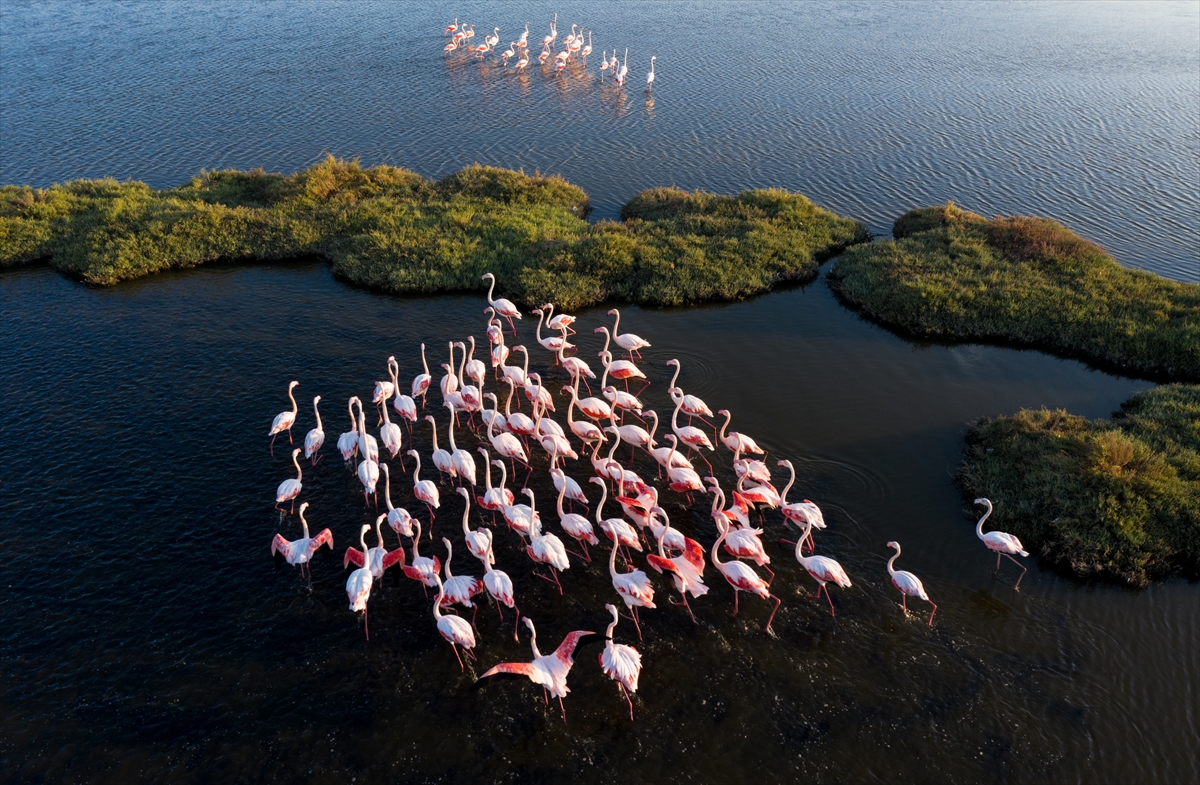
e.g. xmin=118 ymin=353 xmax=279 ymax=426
xmin=647 ymin=411 xmax=659 ymax=442
xmin=314 ymin=398 xmax=322 ymax=430
xmin=428 ymin=418 xmax=439 ymax=450
xmin=292 ymin=450 xmax=302 ymax=480
xmin=411 ymin=453 xmax=422 ymax=483
xmin=433 ymin=577 xmax=445 ymax=619
xmin=445 ymin=543 xmax=454 ymax=577
xmin=605 ymin=613 xmax=618 ymax=640
xmin=780 ymin=462 xmax=795 ymax=504
xmin=556 ymin=478 xmax=566 ymax=516
xmin=485 ymin=274 xmax=497 ymax=303
xmin=794 ymin=521 xmax=812 ymax=564
xmin=669 ymin=361 xmax=680 ymax=389
xmin=611 ymin=311 xmax=621 ymax=337
xmin=608 ymin=535 xmax=619 ymax=577
xmin=288 ymin=384 xmax=297 ymax=414
xmin=976 ymin=502 xmax=992 ymax=539
xmin=383 ymin=466 xmax=393 ymax=509
xmin=421 ymin=344 xmax=429 ymax=375
xmin=719 ymin=411 xmax=731 ymax=441
xmin=299 ymin=513 xmax=310 ymax=539
xmin=887 ymin=547 xmax=900 ymax=575
xmin=595 ymin=482 xmax=608 ymax=524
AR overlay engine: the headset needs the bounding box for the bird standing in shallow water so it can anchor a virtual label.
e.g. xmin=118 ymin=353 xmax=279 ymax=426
xmin=269 ymin=380 xmax=299 ymax=454
xmin=477 ymin=617 xmax=593 ymax=723
xmin=974 ymin=498 xmax=1030 ymax=587
xmin=886 ymin=541 xmax=937 ymax=626
xmin=271 ymin=502 xmax=333 ymax=579
xmin=599 ymin=603 xmax=642 ymax=720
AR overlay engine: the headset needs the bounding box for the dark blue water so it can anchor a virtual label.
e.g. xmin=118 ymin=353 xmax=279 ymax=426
xmin=3 ymin=3 xmax=1199 ymax=784
xmin=2 ymin=1 xmax=1197 ymax=281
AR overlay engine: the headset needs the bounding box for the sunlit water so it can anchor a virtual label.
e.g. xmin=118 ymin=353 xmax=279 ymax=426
xmin=2 ymin=2 xmax=1199 ymax=783
xmin=1 ymin=1 xmax=1198 ymax=281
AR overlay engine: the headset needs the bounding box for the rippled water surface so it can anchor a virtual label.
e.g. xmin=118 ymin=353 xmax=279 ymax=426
xmin=2 ymin=1 xmax=1198 ymax=281
xmin=2 ymin=2 xmax=1199 ymax=784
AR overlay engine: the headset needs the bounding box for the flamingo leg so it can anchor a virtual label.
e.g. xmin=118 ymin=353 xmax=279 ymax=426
xmin=287 ymin=429 xmax=293 ymax=444
xmin=621 ymin=684 xmax=634 ymax=721
xmin=901 ymin=594 xmax=908 ymax=613
xmin=559 ymin=696 xmax=567 ymax=724
xmin=823 ymin=584 xmax=836 ymax=617
xmin=513 ymin=605 xmax=521 ymax=640
xmin=732 ymin=589 xmax=740 ymax=617
xmin=996 ymin=552 xmax=1002 ymax=570
xmin=1005 ymin=553 xmax=1028 ymax=587
xmin=631 ymin=606 xmax=643 ymax=640
xmin=765 ymin=594 xmax=781 ymax=636
xmin=364 ymin=607 xmax=369 ymax=641
xmin=452 ymin=643 xmax=464 ymax=671
xmin=471 ymin=604 xmax=479 ymax=633
xmin=927 ymin=601 xmax=938 ymax=627
xmin=762 ymin=564 xmax=775 ymax=583
xmin=270 ymin=434 xmax=277 ymax=455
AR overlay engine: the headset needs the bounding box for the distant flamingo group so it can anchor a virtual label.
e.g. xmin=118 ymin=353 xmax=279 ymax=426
xmin=442 ymin=14 xmax=657 ymax=91
xmin=267 ymin=271 xmax=1030 ymax=721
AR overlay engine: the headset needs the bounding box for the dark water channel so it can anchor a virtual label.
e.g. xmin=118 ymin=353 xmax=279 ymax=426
xmin=3 ymin=260 xmax=1194 ymax=784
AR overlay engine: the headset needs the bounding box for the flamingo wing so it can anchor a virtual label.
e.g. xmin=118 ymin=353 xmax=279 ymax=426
xmin=553 ymin=630 xmax=596 ymax=664
xmin=270 ymin=533 xmax=290 ymax=557
xmin=682 ymin=537 xmax=706 ymax=572
xmin=645 ymin=553 xmax=677 ymax=575
xmin=382 ymin=547 xmax=407 ymax=571
xmin=478 ymin=662 xmax=537 ymax=682
xmin=304 ymin=529 xmax=335 ymax=559
xmin=343 ymin=547 xmax=365 ymax=570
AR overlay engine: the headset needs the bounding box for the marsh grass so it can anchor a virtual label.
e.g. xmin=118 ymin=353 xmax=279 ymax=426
xmin=0 ymin=158 xmax=866 ymax=309
xmin=959 ymin=384 xmax=1200 ymax=585
xmin=829 ymin=203 xmax=1200 ymax=381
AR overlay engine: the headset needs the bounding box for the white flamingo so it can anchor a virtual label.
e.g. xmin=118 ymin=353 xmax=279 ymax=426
xmin=303 ymin=395 xmax=325 ymax=465
xmin=407 ymin=450 xmax=441 ymax=529
xmin=481 ymin=272 xmax=522 ymax=333
xmin=598 ymin=603 xmax=643 ymax=719
xmin=379 ymin=391 xmax=403 ymax=459
xmin=268 ymin=380 xmax=299 ymax=454
xmin=712 ymin=516 xmax=781 ymax=635
xmin=477 ymin=616 xmax=593 ymax=723
xmin=974 ymin=498 xmax=1030 ymax=586
xmin=794 ymin=519 xmax=852 ymax=617
xmin=607 ymin=529 xmax=655 ymax=639
xmin=270 ymin=502 xmax=333 ymax=579
xmin=355 ymin=400 xmax=380 ymax=506
xmin=426 ymin=414 xmax=456 ymax=481
xmin=337 ymin=398 xmax=360 ymax=460
xmin=380 ymin=463 xmax=414 ymax=537
xmin=275 ymin=448 xmax=303 ymax=513
xmin=457 ymin=487 xmax=493 ymax=566
xmin=412 ymin=343 xmax=433 ymax=406
xmin=345 ymin=525 xmax=374 ymax=639
xmin=402 ymin=520 xmax=441 ymax=593
xmin=446 ymin=403 xmax=477 ymax=486
xmin=524 ymin=488 xmax=570 ymax=593
xmin=551 ymin=469 xmax=598 ymax=562
xmin=432 ymin=573 xmax=476 ymax=671
xmin=887 ymin=541 xmax=937 ymax=626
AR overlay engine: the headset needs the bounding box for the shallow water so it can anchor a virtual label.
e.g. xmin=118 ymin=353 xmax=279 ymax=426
xmin=3 ymin=260 xmax=1196 ymax=784
xmin=2 ymin=1 xmax=1198 ymax=282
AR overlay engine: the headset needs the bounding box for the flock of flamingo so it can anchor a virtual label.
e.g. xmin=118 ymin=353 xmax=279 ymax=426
xmin=267 ymin=271 xmax=1030 ymax=722
xmin=441 ymin=14 xmax=655 ymax=90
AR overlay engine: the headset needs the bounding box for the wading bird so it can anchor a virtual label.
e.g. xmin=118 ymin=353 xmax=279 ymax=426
xmin=303 ymin=395 xmax=324 ymax=464
xmin=270 ymin=502 xmax=333 ymax=578
xmin=974 ymin=498 xmax=1029 ymax=586
xmin=275 ymin=448 xmax=303 ymax=513
xmin=433 ymin=573 xmax=476 ymax=670
xmin=269 ymin=380 xmax=300 ymax=453
xmin=886 ymin=541 xmax=936 ymax=626
xmin=598 ymin=603 xmax=642 ymax=719
xmin=477 ymin=617 xmax=592 ymax=723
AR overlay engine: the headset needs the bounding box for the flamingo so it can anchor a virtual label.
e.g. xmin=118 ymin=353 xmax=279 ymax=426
xmin=542 ymin=302 xmax=576 ymax=334
xmin=551 ymin=469 xmax=598 ymax=562
xmin=275 ymin=448 xmax=303 ymax=513
xmin=444 ymin=18 xmax=458 ymax=36
xmin=598 ymin=603 xmax=642 ymax=719
xmin=644 ymin=511 xmax=708 ymax=623
xmin=517 ymin=22 xmax=529 ymax=49
xmin=607 ymin=529 xmax=655 ymax=639
xmin=524 ymin=371 xmax=555 ymax=413
xmin=345 ymin=525 xmax=374 ymax=639
xmin=476 ymin=448 xmax=514 ymax=518
xmin=778 ymin=459 xmax=825 ymax=550
xmin=540 ymin=13 xmax=557 ymax=50
xmin=662 ymin=435 xmax=705 ymax=496
xmin=402 ymin=520 xmax=441 ymax=593
xmin=575 ymin=373 xmax=615 ymax=421
xmin=337 ymin=398 xmax=360 ymax=460
xmin=355 ymin=400 xmax=380 ymax=506
xmin=708 ymin=484 xmax=772 ymax=577
xmin=444 ymin=40 xmax=458 ymax=54
xmin=455 ymin=341 xmax=482 ymax=415
xmin=608 ymin=409 xmax=651 ymax=461
xmin=477 ymin=617 xmax=595 ymax=725
xmin=793 ymin=519 xmax=851 ymax=617
xmin=581 ymin=31 xmax=593 ymax=61
xmin=485 ymin=26 xmax=500 ymax=48
xmin=440 ymin=341 xmax=459 ymax=399
xmin=379 ymin=392 xmax=403 ymax=459
xmin=665 ymin=359 xmax=715 ymax=426
xmin=268 ymin=380 xmax=299 ymax=454
xmin=353 ymin=396 xmax=379 ymax=464
xmin=380 ymin=463 xmax=414 ymax=537
xmin=645 ymin=411 xmax=694 ymax=471
xmin=270 ymin=502 xmax=333 ymax=579
xmin=712 ymin=516 xmax=781 ymax=635
xmin=480 ymin=539 xmax=520 ymax=638
xmin=645 ymin=55 xmax=655 ymax=92
xmin=532 ymin=308 xmax=572 ymax=356
xmin=344 ymin=513 xmax=407 ymax=579
xmin=524 ymin=489 xmax=570 ymax=593
xmin=733 ymin=446 xmax=772 ymax=485
xmin=974 ymin=498 xmax=1029 ymax=586
xmin=515 ymin=49 xmax=530 ymax=72
xmin=599 ymin=49 xmax=609 ymax=81
xmin=372 ymin=370 xmax=395 ymax=423
xmin=407 ymin=450 xmax=441 ymax=529
xmin=718 ymin=409 xmax=764 ymax=455
xmin=302 ymin=396 xmax=325 ymax=465
xmin=558 ymin=347 xmax=595 ymax=394
xmin=886 ymin=541 xmax=937 ymax=625
xmin=440 ymin=537 xmax=484 ymax=627
xmin=432 ymin=573 xmax=476 ymax=671
xmin=564 ymin=377 xmax=604 ymax=444
xmin=670 ymin=392 xmax=716 ymax=468
xmin=481 ymin=272 xmax=522 ymax=334
xmin=617 ymin=48 xmax=628 ymax=86
xmin=500 ymin=478 xmax=538 ymax=537
xmin=389 ymin=357 xmax=418 ymax=425
xmin=464 ymin=336 xmax=487 ymax=388
xmin=486 ymin=392 xmax=530 ymax=474
xmin=425 ymin=414 xmax=456 ymax=481
xmin=551 ymin=463 xmax=588 ymax=509
xmin=412 ymin=343 xmax=432 ymax=406
xmin=481 ymin=386 xmax=508 ymax=435
xmin=457 ymin=487 xmax=493 ymax=566
xmin=446 ymin=404 xmax=477 ymax=486
xmin=590 ymin=476 xmax=642 ymax=552
xmin=499 ymin=347 xmax=530 ymax=393
xmin=594 ymin=339 xmax=647 ymax=390
xmin=534 ymin=404 xmax=577 ymax=467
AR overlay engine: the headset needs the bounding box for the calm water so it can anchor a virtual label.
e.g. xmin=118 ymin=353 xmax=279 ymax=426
xmin=1 ymin=1 xmax=1198 ymax=282
xmin=2 ymin=2 xmax=1199 ymax=784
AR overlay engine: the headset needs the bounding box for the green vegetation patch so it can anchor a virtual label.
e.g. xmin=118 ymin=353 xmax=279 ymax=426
xmin=0 ymin=158 xmax=866 ymax=310
xmin=828 ymin=202 xmax=1200 ymax=381
xmin=959 ymin=384 xmax=1200 ymax=586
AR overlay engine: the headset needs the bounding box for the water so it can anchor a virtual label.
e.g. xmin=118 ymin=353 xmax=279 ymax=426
xmin=1 ymin=1 xmax=1198 ymax=282
xmin=2 ymin=3 xmax=1199 ymax=783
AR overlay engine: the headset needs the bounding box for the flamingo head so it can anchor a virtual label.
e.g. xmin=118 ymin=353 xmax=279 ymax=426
xmin=522 ymin=487 xmax=533 ymax=500
xmin=477 ymin=447 xmax=488 ymax=456
xmin=589 ymin=477 xmax=604 ymax=486
xmin=481 ymin=272 xmax=494 ymax=281
xmin=974 ymin=497 xmax=991 ymax=507
xmin=717 ymin=409 xmax=730 ymax=416
xmin=777 ymin=459 xmax=790 ymax=467
xmin=457 ymin=487 xmax=469 ymax=500
xmin=887 ymin=541 xmax=900 ymax=550
xmin=492 ymin=460 xmax=504 ymax=469
xmin=523 ymin=617 xmax=536 ymax=633
xmin=407 ymin=449 xmax=418 ymax=458
xmin=313 ymin=395 xmax=321 ymax=404
xmin=299 ymin=501 xmax=309 ymax=515
xmin=289 ymin=380 xmax=299 ymax=389
xmin=607 ymin=309 xmax=619 ymax=316
xmin=425 ymin=414 xmax=436 ymax=423
xmin=532 ymin=308 xmax=543 ymax=314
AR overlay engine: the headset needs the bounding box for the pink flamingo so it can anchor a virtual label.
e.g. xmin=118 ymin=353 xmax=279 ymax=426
xmin=407 ymin=450 xmax=441 ymax=530
xmin=551 ymin=464 xmax=588 ymax=509
xmin=886 ymin=541 xmax=937 ymax=625
xmin=717 ymin=409 xmax=763 ymax=455
xmin=432 ymin=573 xmax=476 ymax=670
xmin=275 ymin=448 xmax=303 ymax=513
xmin=270 ymin=502 xmax=333 ymax=579
xmin=662 ymin=435 xmax=705 ymax=497
xmin=476 ymin=448 xmax=514 ymax=519
xmin=564 ymin=377 xmax=605 ymax=445
xmin=303 ymin=396 xmax=324 ymax=465
xmin=412 ymin=343 xmax=432 ymax=407
xmin=457 ymin=487 xmax=493 ymax=566
xmin=337 ymin=398 xmax=360 ymax=460
xmin=598 ymin=603 xmax=642 ymax=720
xmin=446 ymin=403 xmax=477 ymax=487
xmin=974 ymin=498 xmax=1029 ymax=586
xmin=712 ymin=515 xmax=781 ymax=635
xmin=666 ymin=359 xmax=715 ymax=426
xmin=380 ymin=464 xmax=414 ymax=537
xmin=551 ymin=469 xmax=598 ymax=562
xmin=707 ymin=483 xmax=772 ymax=579
xmin=482 ymin=272 xmax=522 ymax=334
xmin=607 ymin=530 xmax=655 ymax=640
xmin=402 ymin=520 xmax=441 ymax=595
xmin=379 ymin=390 xmax=403 ymax=459
xmin=486 ymin=392 xmax=530 ymax=476
xmin=778 ymin=459 xmax=825 ymax=550
xmin=669 ymin=392 xmax=716 ymax=464
xmin=645 ymin=412 xmax=694 ymax=473
xmin=532 ymin=308 xmax=573 ymax=357
xmin=607 ymin=309 xmax=651 ymax=359
xmin=389 ymin=357 xmax=418 ymax=425
xmin=439 ymin=537 xmax=484 ymax=628
xmin=591 ymin=476 xmax=642 ymax=553
xmin=426 ymin=414 xmax=456 ymax=482
xmin=543 ymin=302 xmax=577 ymax=334
xmin=524 ymin=488 xmax=570 ymax=593
xmin=595 ymin=341 xmax=647 ymax=395
xmin=477 ymin=617 xmax=593 ymax=723
xmin=481 ymin=539 xmax=520 ymax=639
xmin=794 ymin=519 xmax=851 ymax=616
xmin=344 ymin=513 xmax=407 ymax=578
xmin=355 ymin=400 xmax=380 ymax=506
xmin=644 ymin=514 xmax=708 ymax=623
xmin=345 ymin=525 xmax=375 ymax=639
xmin=268 ymin=380 xmax=299 ymax=454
